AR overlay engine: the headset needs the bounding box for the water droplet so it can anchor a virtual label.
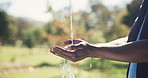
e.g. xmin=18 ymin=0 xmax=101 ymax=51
xmin=89 ymin=57 xmax=93 ymax=68
xmin=90 ymin=63 xmax=93 ymax=68
xmin=62 ymin=75 xmax=65 ymax=78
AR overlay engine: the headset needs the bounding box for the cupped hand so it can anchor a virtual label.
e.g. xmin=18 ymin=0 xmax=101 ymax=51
xmin=50 ymin=39 xmax=91 ymax=62
xmin=64 ymin=39 xmax=89 ymax=50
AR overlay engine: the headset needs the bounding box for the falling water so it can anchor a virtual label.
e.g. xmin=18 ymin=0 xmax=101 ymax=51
xmin=89 ymin=58 xmax=93 ymax=68
xmin=60 ymin=60 xmax=75 ymax=78
xmin=60 ymin=0 xmax=75 ymax=78
xmin=69 ymin=0 xmax=93 ymax=69
xmin=69 ymin=0 xmax=74 ymax=44
xmin=66 ymin=0 xmax=75 ymax=77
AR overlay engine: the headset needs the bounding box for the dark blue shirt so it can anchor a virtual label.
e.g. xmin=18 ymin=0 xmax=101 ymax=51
xmin=127 ymin=0 xmax=148 ymax=78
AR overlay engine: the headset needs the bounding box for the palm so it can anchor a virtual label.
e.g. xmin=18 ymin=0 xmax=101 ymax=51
xmin=50 ymin=39 xmax=90 ymax=62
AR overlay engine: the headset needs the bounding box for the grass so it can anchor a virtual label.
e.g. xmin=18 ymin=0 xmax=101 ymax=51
xmin=0 ymin=46 xmax=128 ymax=78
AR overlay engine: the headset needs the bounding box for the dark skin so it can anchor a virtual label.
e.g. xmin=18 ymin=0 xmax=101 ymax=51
xmin=50 ymin=39 xmax=148 ymax=63
xmin=50 ymin=15 xmax=148 ymax=63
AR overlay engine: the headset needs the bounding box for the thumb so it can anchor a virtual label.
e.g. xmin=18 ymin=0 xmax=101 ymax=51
xmin=68 ymin=41 xmax=89 ymax=50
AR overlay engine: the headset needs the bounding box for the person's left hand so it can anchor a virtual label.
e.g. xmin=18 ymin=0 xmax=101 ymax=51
xmin=50 ymin=40 xmax=91 ymax=62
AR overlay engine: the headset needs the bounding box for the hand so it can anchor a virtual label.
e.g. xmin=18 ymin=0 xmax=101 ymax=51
xmin=64 ymin=39 xmax=86 ymax=45
xmin=64 ymin=39 xmax=88 ymax=50
xmin=50 ymin=39 xmax=91 ymax=62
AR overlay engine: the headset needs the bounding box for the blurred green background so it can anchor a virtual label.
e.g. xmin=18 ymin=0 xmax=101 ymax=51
xmin=0 ymin=0 xmax=142 ymax=78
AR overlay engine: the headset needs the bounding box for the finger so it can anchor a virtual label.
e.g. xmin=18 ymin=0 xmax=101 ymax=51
xmin=50 ymin=48 xmax=54 ymax=53
xmin=55 ymin=51 xmax=73 ymax=61
xmin=54 ymin=50 xmax=77 ymax=62
xmin=54 ymin=46 xmax=74 ymax=57
xmin=50 ymin=46 xmax=56 ymax=54
xmin=52 ymin=48 xmax=74 ymax=61
xmin=55 ymin=47 xmax=83 ymax=61
xmin=64 ymin=39 xmax=83 ymax=45
xmin=54 ymin=47 xmax=82 ymax=62
xmin=69 ymin=44 xmax=85 ymax=50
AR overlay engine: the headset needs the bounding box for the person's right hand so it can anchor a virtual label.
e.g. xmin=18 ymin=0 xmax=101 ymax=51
xmin=50 ymin=39 xmax=92 ymax=62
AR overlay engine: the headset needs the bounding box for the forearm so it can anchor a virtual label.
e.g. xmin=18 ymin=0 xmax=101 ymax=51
xmin=107 ymin=36 xmax=128 ymax=45
xmin=94 ymin=36 xmax=128 ymax=46
xmin=89 ymin=39 xmax=148 ymax=63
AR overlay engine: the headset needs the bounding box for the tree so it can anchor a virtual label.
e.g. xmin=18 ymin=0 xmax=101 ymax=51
xmin=0 ymin=10 xmax=17 ymax=44
xmin=24 ymin=33 xmax=36 ymax=48
xmin=33 ymin=28 xmax=45 ymax=44
xmin=15 ymin=18 xmax=36 ymax=40
xmin=23 ymin=27 xmax=45 ymax=47
xmin=122 ymin=0 xmax=142 ymax=27
xmin=0 ymin=10 xmax=9 ymax=41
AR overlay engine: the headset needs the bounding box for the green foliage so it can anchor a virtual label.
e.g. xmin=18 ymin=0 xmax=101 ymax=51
xmin=0 ymin=10 xmax=17 ymax=42
xmin=15 ymin=18 xmax=37 ymax=40
xmin=0 ymin=10 xmax=10 ymax=41
xmin=78 ymin=3 xmax=112 ymax=32
xmin=0 ymin=46 xmax=128 ymax=78
xmin=0 ymin=8 xmax=40 ymax=46
xmin=33 ymin=28 xmax=45 ymax=44
xmin=83 ymin=58 xmax=112 ymax=72
xmin=105 ymin=24 xmax=130 ymax=41
xmin=23 ymin=32 xmax=36 ymax=48
xmin=122 ymin=0 xmax=143 ymax=27
xmin=85 ymin=30 xmax=106 ymax=43
xmin=44 ymin=21 xmax=66 ymax=35
xmin=23 ymin=28 xmax=45 ymax=48
xmin=91 ymin=3 xmax=111 ymax=25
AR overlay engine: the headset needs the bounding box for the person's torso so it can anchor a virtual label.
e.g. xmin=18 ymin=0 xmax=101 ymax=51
xmin=127 ymin=0 xmax=148 ymax=78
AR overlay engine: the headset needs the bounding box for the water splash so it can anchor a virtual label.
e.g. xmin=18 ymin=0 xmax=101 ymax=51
xmin=67 ymin=61 xmax=75 ymax=78
xmin=89 ymin=57 xmax=93 ymax=68
xmin=60 ymin=60 xmax=75 ymax=78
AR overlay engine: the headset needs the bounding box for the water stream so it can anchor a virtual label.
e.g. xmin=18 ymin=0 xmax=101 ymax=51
xmin=60 ymin=0 xmax=93 ymax=77
xmin=69 ymin=0 xmax=74 ymax=44
xmin=89 ymin=58 xmax=93 ymax=68
xmin=60 ymin=0 xmax=75 ymax=78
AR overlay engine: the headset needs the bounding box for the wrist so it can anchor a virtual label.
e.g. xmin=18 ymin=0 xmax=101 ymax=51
xmin=86 ymin=44 xmax=98 ymax=57
xmin=87 ymin=43 xmax=106 ymax=58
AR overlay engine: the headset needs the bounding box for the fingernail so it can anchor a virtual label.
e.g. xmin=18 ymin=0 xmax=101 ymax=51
xmin=50 ymin=50 xmax=54 ymax=53
xmin=50 ymin=48 xmax=55 ymax=54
